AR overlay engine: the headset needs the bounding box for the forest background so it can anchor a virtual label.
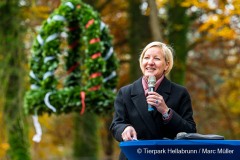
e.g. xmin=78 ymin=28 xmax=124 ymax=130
xmin=0 ymin=0 xmax=240 ymax=159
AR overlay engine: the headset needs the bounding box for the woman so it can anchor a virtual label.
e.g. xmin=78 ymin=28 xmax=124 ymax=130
xmin=110 ymin=41 xmax=196 ymax=160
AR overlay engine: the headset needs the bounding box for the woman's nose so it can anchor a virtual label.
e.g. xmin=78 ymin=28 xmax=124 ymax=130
xmin=148 ymin=58 xmax=154 ymax=64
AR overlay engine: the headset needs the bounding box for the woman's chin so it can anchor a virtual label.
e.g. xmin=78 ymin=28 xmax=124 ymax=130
xmin=144 ymin=73 xmax=155 ymax=77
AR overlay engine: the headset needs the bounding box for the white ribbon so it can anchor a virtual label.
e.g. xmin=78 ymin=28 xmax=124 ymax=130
xmin=44 ymin=92 xmax=57 ymax=112
xmin=104 ymin=47 xmax=113 ymax=61
xmin=61 ymin=32 xmax=68 ymax=38
xmin=46 ymin=33 xmax=58 ymax=43
xmin=32 ymin=56 xmax=40 ymax=62
xmin=47 ymin=17 xmax=51 ymax=23
xmin=30 ymin=70 xmax=39 ymax=81
xmin=65 ymin=2 xmax=74 ymax=9
xmin=47 ymin=15 xmax=65 ymax=24
xmin=31 ymin=84 xmax=39 ymax=90
xmin=37 ymin=35 xmax=44 ymax=46
xmin=44 ymin=56 xmax=55 ymax=63
xmin=52 ymin=15 xmax=66 ymax=21
xmin=100 ymin=22 xmax=106 ymax=31
xmin=103 ymin=71 xmax=117 ymax=83
xmin=112 ymin=88 xmax=117 ymax=93
xmin=32 ymin=115 xmax=42 ymax=143
xmin=43 ymin=71 xmax=54 ymax=80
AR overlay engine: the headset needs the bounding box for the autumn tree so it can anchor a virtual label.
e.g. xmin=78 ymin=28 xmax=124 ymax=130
xmin=181 ymin=0 xmax=240 ymax=139
xmin=73 ymin=113 xmax=99 ymax=160
xmin=128 ymin=0 xmax=152 ymax=82
xmin=0 ymin=0 xmax=31 ymax=159
xmin=1 ymin=0 xmax=239 ymax=160
xmin=148 ymin=0 xmax=163 ymax=41
xmin=141 ymin=0 xmax=240 ymax=139
xmin=166 ymin=0 xmax=190 ymax=84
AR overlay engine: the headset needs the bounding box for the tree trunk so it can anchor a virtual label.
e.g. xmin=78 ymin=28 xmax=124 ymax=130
xmin=0 ymin=0 xmax=30 ymax=159
xmin=148 ymin=0 xmax=163 ymax=41
xmin=167 ymin=0 xmax=190 ymax=85
xmin=128 ymin=0 xmax=151 ymax=82
xmin=73 ymin=113 xmax=99 ymax=160
xmin=99 ymin=116 xmax=114 ymax=160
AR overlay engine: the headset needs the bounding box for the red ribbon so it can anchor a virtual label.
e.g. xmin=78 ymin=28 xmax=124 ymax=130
xmin=85 ymin=19 xmax=94 ymax=28
xmin=89 ymin=85 xmax=101 ymax=91
xmin=68 ymin=26 xmax=79 ymax=31
xmin=91 ymin=52 xmax=101 ymax=59
xmin=79 ymin=71 xmax=102 ymax=115
xmin=79 ymin=85 xmax=101 ymax=115
xmin=89 ymin=38 xmax=100 ymax=44
xmin=80 ymin=91 xmax=86 ymax=115
xmin=90 ymin=72 xmax=102 ymax=78
xmin=67 ymin=62 xmax=80 ymax=75
xmin=69 ymin=40 xmax=79 ymax=49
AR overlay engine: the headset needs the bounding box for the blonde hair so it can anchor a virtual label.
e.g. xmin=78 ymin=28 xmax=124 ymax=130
xmin=139 ymin=41 xmax=174 ymax=75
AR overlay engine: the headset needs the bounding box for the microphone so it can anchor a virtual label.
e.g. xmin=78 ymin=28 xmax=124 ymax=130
xmin=148 ymin=75 xmax=156 ymax=111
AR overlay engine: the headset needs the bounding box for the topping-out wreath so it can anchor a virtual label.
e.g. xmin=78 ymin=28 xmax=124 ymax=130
xmin=24 ymin=0 xmax=118 ymax=115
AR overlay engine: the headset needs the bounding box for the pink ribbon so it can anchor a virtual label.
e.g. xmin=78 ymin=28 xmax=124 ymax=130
xmin=80 ymin=91 xmax=86 ymax=115
xmin=90 ymin=72 xmax=102 ymax=78
xmin=89 ymin=38 xmax=100 ymax=44
xmin=85 ymin=19 xmax=94 ymax=28
xmin=91 ymin=52 xmax=101 ymax=59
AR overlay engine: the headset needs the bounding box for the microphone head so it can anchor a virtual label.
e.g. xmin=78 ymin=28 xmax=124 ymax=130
xmin=148 ymin=76 xmax=156 ymax=88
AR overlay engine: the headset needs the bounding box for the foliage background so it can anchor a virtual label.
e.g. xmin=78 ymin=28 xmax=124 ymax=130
xmin=0 ymin=0 xmax=239 ymax=159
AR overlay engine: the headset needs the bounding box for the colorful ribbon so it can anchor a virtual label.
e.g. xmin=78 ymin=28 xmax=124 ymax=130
xmin=44 ymin=56 xmax=55 ymax=63
xmin=91 ymin=52 xmax=101 ymax=59
xmin=30 ymin=84 xmax=39 ymax=90
xmin=37 ymin=35 xmax=44 ymax=46
xmin=69 ymin=40 xmax=79 ymax=49
xmin=65 ymin=2 xmax=74 ymax=9
xmin=44 ymin=92 xmax=57 ymax=112
xmin=104 ymin=47 xmax=113 ymax=61
xmin=89 ymin=38 xmax=100 ymax=44
xmin=67 ymin=62 xmax=80 ymax=74
xmin=46 ymin=33 xmax=58 ymax=42
xmin=103 ymin=71 xmax=116 ymax=83
xmin=68 ymin=26 xmax=79 ymax=31
xmin=90 ymin=72 xmax=102 ymax=78
xmin=32 ymin=115 xmax=42 ymax=143
xmin=43 ymin=71 xmax=54 ymax=80
xmin=80 ymin=91 xmax=86 ymax=115
xmin=86 ymin=19 xmax=95 ymax=28
xmin=30 ymin=70 xmax=39 ymax=81
xmin=88 ymin=85 xmax=101 ymax=91
xmin=100 ymin=22 xmax=105 ymax=31
xmin=52 ymin=15 xmax=66 ymax=21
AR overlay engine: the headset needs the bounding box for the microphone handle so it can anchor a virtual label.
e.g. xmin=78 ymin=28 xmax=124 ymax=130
xmin=148 ymin=87 xmax=154 ymax=111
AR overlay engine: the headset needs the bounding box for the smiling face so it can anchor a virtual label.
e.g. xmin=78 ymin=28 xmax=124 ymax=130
xmin=140 ymin=46 xmax=169 ymax=80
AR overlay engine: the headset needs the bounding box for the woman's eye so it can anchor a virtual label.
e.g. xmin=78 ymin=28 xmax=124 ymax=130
xmin=155 ymin=58 xmax=160 ymax=60
xmin=143 ymin=57 xmax=149 ymax=59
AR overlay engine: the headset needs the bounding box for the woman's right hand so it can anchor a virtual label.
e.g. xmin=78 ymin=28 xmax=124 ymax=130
xmin=121 ymin=126 xmax=137 ymax=141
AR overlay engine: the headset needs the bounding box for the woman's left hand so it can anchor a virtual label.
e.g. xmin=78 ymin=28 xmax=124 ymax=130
xmin=147 ymin=91 xmax=169 ymax=114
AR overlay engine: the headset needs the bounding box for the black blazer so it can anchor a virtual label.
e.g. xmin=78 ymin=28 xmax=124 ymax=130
xmin=110 ymin=77 xmax=196 ymax=160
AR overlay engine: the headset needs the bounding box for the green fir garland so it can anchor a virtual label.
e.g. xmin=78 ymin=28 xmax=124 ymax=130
xmin=24 ymin=0 xmax=118 ymax=115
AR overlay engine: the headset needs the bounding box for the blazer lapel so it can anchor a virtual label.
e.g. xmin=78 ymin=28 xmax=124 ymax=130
xmin=131 ymin=78 xmax=159 ymax=137
xmin=156 ymin=77 xmax=171 ymax=103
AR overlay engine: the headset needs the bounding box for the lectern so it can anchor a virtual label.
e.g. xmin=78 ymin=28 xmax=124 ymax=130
xmin=120 ymin=140 xmax=240 ymax=160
